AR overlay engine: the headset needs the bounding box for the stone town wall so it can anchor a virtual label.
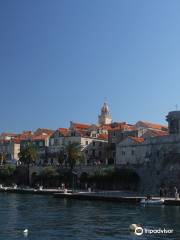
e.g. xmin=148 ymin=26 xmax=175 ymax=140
xmin=116 ymin=134 xmax=180 ymax=165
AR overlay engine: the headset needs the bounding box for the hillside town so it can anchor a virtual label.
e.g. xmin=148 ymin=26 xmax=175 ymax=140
xmin=1 ymin=102 xmax=180 ymax=193
xmin=0 ymin=102 xmax=170 ymax=167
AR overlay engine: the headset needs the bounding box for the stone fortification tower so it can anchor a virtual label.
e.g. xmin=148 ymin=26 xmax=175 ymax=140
xmin=166 ymin=111 xmax=180 ymax=134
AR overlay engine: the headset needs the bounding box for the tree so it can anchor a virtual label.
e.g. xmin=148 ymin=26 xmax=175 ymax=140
xmin=64 ymin=142 xmax=82 ymax=190
xmin=18 ymin=142 xmax=38 ymax=185
xmin=0 ymin=164 xmax=16 ymax=184
xmin=0 ymin=152 xmax=8 ymax=166
xmin=57 ymin=149 xmax=66 ymax=167
xmin=39 ymin=166 xmax=59 ymax=187
xmin=18 ymin=142 xmax=38 ymax=165
xmin=65 ymin=142 xmax=82 ymax=170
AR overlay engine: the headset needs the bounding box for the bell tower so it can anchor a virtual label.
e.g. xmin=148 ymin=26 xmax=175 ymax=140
xmin=98 ymin=102 xmax=112 ymax=125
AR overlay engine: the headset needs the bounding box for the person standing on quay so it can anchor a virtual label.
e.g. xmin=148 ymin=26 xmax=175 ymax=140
xmin=174 ymin=186 xmax=179 ymax=199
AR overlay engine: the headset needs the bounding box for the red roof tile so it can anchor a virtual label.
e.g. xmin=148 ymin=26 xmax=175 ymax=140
xmin=58 ymin=128 xmax=69 ymax=136
xmin=1 ymin=133 xmax=18 ymax=137
xmin=35 ymin=128 xmax=54 ymax=136
xmin=71 ymin=122 xmax=91 ymax=130
xmin=136 ymin=121 xmax=168 ymax=131
xmin=97 ymin=134 xmax=108 ymax=140
xmin=129 ymin=136 xmax=144 ymax=143
xmin=144 ymin=129 xmax=169 ymax=137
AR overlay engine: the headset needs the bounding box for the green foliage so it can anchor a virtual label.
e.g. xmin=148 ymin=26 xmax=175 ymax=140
xmin=65 ymin=142 xmax=82 ymax=170
xmin=37 ymin=167 xmax=59 ymax=187
xmin=40 ymin=166 xmax=59 ymax=179
xmin=84 ymin=167 xmax=140 ymax=190
xmin=0 ymin=164 xmax=16 ymax=184
xmin=18 ymin=143 xmax=38 ymax=165
xmin=57 ymin=149 xmax=65 ymax=166
xmin=88 ymin=166 xmax=115 ymax=180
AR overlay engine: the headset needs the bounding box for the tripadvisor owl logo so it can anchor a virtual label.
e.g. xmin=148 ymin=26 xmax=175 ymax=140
xmin=135 ymin=226 xmax=144 ymax=236
xmin=129 ymin=224 xmax=143 ymax=236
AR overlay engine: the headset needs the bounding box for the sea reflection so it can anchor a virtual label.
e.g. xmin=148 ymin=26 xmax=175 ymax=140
xmin=0 ymin=193 xmax=180 ymax=240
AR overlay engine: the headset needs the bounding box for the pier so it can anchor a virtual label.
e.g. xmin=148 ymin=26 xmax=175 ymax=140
xmin=53 ymin=192 xmax=180 ymax=206
xmin=1 ymin=187 xmax=180 ymax=206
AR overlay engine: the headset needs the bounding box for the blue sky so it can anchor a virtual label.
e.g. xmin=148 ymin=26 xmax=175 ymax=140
xmin=0 ymin=0 xmax=180 ymax=132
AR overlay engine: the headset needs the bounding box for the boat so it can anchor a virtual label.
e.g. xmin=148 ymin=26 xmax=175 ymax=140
xmin=140 ymin=198 xmax=164 ymax=205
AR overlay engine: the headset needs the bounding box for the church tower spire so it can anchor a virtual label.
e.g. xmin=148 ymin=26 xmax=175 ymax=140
xmin=98 ymin=102 xmax=112 ymax=125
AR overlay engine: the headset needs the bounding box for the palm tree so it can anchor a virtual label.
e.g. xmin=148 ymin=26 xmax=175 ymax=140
xmin=65 ymin=142 xmax=82 ymax=170
xmin=65 ymin=142 xmax=82 ymax=190
xmin=18 ymin=142 xmax=38 ymax=185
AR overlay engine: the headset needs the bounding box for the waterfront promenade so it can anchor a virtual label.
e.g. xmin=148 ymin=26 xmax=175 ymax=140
xmin=1 ymin=187 xmax=180 ymax=206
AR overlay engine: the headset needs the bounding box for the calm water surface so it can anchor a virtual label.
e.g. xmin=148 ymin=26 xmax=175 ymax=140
xmin=0 ymin=193 xmax=180 ymax=240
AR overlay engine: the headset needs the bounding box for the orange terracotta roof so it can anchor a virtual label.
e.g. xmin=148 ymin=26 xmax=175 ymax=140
xmin=97 ymin=134 xmax=108 ymax=140
xmin=99 ymin=125 xmax=113 ymax=130
xmin=15 ymin=132 xmax=34 ymax=141
xmin=58 ymin=128 xmax=68 ymax=131
xmin=72 ymin=129 xmax=90 ymax=137
xmin=108 ymin=123 xmax=135 ymax=131
xmin=58 ymin=128 xmax=69 ymax=136
xmin=1 ymin=133 xmax=18 ymax=137
xmin=143 ymin=129 xmax=169 ymax=137
xmin=136 ymin=121 xmax=168 ymax=131
xmin=129 ymin=136 xmax=144 ymax=143
xmin=35 ymin=128 xmax=54 ymax=136
xmin=71 ymin=122 xmax=91 ymax=130
xmin=152 ymin=130 xmax=168 ymax=136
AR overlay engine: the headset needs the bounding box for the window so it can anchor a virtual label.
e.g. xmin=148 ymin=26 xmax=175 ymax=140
xmin=99 ymin=151 xmax=102 ymax=157
xmin=131 ymin=150 xmax=134 ymax=156
xmin=113 ymin=132 xmax=116 ymax=137
xmin=99 ymin=142 xmax=102 ymax=147
xmin=122 ymin=151 xmax=125 ymax=156
xmin=93 ymin=142 xmax=95 ymax=146
xmin=92 ymin=150 xmax=95 ymax=157
xmin=86 ymin=141 xmax=88 ymax=145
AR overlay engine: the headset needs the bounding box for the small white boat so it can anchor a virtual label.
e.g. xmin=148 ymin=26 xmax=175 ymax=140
xmin=23 ymin=229 xmax=29 ymax=237
xmin=140 ymin=198 xmax=164 ymax=205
